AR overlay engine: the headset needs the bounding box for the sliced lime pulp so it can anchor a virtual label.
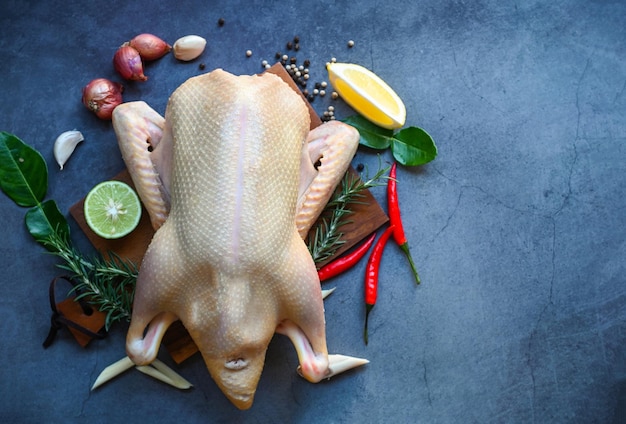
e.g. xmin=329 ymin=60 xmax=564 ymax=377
xmin=84 ymin=180 xmax=142 ymax=239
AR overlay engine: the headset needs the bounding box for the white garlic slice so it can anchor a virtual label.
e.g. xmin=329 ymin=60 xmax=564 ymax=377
xmin=54 ymin=130 xmax=84 ymax=170
xmin=173 ymin=35 xmax=206 ymax=61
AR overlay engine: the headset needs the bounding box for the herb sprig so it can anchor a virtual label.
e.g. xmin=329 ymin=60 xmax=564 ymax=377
xmin=307 ymin=161 xmax=389 ymax=264
xmin=44 ymin=232 xmax=136 ymax=330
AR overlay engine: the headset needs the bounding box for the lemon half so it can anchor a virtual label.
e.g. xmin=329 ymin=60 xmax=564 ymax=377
xmin=84 ymin=180 xmax=142 ymax=239
xmin=327 ymin=62 xmax=407 ymax=129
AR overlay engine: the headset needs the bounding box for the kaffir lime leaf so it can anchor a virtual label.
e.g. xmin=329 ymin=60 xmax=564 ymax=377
xmin=84 ymin=180 xmax=141 ymax=239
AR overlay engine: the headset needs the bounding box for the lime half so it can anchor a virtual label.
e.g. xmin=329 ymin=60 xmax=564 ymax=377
xmin=84 ymin=180 xmax=142 ymax=239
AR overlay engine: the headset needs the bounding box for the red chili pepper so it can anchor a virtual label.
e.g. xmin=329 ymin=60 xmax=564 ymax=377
xmin=318 ymin=232 xmax=376 ymax=282
xmin=364 ymin=225 xmax=395 ymax=345
xmin=388 ymin=162 xmax=421 ymax=284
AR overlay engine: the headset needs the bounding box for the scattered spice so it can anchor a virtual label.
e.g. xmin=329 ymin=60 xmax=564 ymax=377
xmin=364 ymin=225 xmax=395 ymax=345
xmin=246 ymin=49 xmax=252 ymax=57
xmin=199 ymin=63 xmax=206 ymax=70
xmin=218 ymin=17 xmax=225 ymax=27
xmin=321 ymin=105 xmax=336 ymax=122
xmin=348 ymin=40 xmax=355 ymax=48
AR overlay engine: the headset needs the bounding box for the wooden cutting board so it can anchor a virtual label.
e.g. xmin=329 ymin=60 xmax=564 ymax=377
xmin=69 ymin=63 xmax=388 ymax=362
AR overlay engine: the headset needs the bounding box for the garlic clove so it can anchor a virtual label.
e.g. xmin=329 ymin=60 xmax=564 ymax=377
xmin=172 ymin=35 xmax=206 ymax=61
xmin=54 ymin=130 xmax=84 ymax=170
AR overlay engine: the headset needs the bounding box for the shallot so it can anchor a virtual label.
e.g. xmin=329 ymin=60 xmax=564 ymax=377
xmin=126 ymin=33 xmax=171 ymax=61
xmin=82 ymin=78 xmax=124 ymax=120
xmin=113 ymin=45 xmax=147 ymax=81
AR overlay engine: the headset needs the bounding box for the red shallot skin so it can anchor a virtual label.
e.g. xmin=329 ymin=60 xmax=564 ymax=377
xmin=127 ymin=33 xmax=171 ymax=61
xmin=82 ymin=78 xmax=124 ymax=120
xmin=113 ymin=45 xmax=148 ymax=81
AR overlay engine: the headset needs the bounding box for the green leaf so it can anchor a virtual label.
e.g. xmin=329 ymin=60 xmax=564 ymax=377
xmin=0 ymin=132 xmax=48 ymax=207
xmin=391 ymin=126 xmax=438 ymax=166
xmin=25 ymin=199 xmax=70 ymax=250
xmin=343 ymin=115 xmax=394 ymax=150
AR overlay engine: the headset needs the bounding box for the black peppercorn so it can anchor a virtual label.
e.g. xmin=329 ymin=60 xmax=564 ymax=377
xmin=218 ymin=18 xmax=225 ymax=26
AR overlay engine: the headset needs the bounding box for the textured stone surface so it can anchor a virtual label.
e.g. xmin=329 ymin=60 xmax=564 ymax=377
xmin=0 ymin=0 xmax=624 ymax=422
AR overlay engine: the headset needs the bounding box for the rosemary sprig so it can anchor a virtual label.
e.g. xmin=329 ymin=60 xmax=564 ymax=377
xmin=307 ymin=161 xmax=389 ymax=264
xmin=43 ymin=232 xmax=137 ymax=330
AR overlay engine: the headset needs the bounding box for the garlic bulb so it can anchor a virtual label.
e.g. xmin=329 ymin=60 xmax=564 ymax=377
xmin=54 ymin=130 xmax=84 ymax=170
xmin=173 ymin=35 xmax=206 ymax=61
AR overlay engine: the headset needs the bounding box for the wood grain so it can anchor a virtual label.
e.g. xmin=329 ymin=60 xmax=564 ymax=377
xmin=69 ymin=63 xmax=388 ymax=362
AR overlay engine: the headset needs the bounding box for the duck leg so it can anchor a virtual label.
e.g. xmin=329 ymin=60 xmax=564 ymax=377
xmin=276 ymin=320 xmax=369 ymax=382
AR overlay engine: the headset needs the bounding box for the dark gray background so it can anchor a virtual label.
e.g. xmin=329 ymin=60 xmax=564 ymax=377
xmin=1 ymin=1 xmax=624 ymax=423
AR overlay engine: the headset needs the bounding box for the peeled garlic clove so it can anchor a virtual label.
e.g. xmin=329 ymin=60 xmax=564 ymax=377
xmin=54 ymin=130 xmax=84 ymax=170
xmin=173 ymin=35 xmax=206 ymax=61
